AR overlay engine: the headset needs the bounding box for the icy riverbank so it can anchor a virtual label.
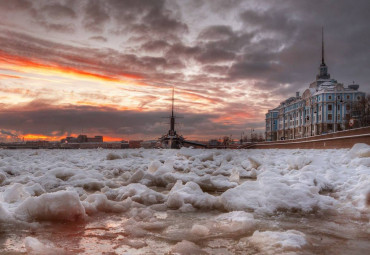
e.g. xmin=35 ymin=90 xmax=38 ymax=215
xmin=0 ymin=144 xmax=369 ymax=254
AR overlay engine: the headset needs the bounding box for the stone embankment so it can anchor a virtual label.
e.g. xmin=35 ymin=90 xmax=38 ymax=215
xmin=251 ymin=126 xmax=370 ymax=149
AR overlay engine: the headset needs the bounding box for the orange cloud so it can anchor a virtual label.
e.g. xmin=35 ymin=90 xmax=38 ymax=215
xmin=21 ymin=133 xmax=124 ymax=142
xmin=0 ymin=50 xmax=142 ymax=84
xmin=75 ymin=100 xmax=138 ymax=111
xmin=22 ymin=134 xmax=64 ymax=141
xmin=179 ymin=90 xmax=223 ymax=105
xmin=0 ymin=73 xmax=21 ymax=79
xmin=211 ymin=112 xmax=254 ymax=124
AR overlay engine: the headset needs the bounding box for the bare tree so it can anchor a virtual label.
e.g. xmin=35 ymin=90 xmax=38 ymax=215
xmin=251 ymin=133 xmax=258 ymax=142
xmin=352 ymin=94 xmax=370 ymax=127
xmin=222 ymin=136 xmax=231 ymax=146
xmin=258 ymin=133 xmax=264 ymax=142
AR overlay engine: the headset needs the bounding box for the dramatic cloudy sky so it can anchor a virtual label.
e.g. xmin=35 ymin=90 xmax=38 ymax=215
xmin=0 ymin=0 xmax=369 ymax=141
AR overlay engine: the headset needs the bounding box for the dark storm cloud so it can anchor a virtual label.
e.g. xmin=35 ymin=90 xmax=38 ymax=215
xmin=8 ymin=0 xmax=78 ymax=33
xmin=0 ymin=0 xmax=31 ymax=11
xmin=234 ymin=0 xmax=370 ymax=92
xmin=175 ymin=0 xmax=370 ymax=96
xmin=202 ymin=65 xmax=229 ymax=75
xmin=0 ymin=101 xmax=224 ymax=138
xmin=240 ymin=9 xmax=297 ymax=34
xmin=141 ymin=40 xmax=171 ymax=52
xmin=197 ymin=48 xmax=235 ymax=64
xmin=33 ymin=20 xmax=75 ymax=33
xmin=2 ymin=0 xmax=369 ymax=94
xmin=40 ymin=3 xmax=76 ymax=19
xmin=83 ymin=0 xmax=188 ymax=39
xmin=89 ymin=35 xmax=108 ymax=42
xmin=198 ymin=25 xmax=235 ymax=41
xmin=83 ymin=0 xmax=110 ymax=33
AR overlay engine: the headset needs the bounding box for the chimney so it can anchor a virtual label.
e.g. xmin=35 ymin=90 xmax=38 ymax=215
xmin=296 ymin=92 xmax=300 ymax=98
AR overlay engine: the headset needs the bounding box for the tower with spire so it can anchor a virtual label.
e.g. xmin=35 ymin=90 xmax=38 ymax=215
xmin=316 ymin=27 xmax=330 ymax=80
xmin=266 ymin=28 xmax=365 ymax=141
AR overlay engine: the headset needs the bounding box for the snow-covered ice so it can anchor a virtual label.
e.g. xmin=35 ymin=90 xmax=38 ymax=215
xmin=0 ymin=144 xmax=369 ymax=254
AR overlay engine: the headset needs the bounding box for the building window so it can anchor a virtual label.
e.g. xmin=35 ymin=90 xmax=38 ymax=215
xmin=328 ymin=104 xmax=332 ymax=111
xmin=328 ymin=124 xmax=333 ymax=130
xmin=337 ymin=105 xmax=340 ymax=110
xmin=319 ymin=115 xmax=322 ymax=121
xmin=319 ymin=106 xmax=322 ymax=111
xmin=338 ymin=115 xmax=340 ymax=120
xmin=346 ymin=95 xmax=350 ymax=100
xmin=357 ymin=96 xmax=361 ymax=100
xmin=345 ymin=114 xmax=350 ymax=120
xmin=328 ymin=114 xmax=332 ymax=120
xmin=346 ymin=104 xmax=350 ymax=111
xmin=328 ymin=95 xmax=332 ymax=100
xmin=337 ymin=95 xmax=341 ymax=100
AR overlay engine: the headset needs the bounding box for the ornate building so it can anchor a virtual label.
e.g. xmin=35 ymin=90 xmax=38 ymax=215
xmin=265 ymin=30 xmax=366 ymax=141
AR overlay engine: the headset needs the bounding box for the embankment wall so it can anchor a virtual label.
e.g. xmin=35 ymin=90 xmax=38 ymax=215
xmin=252 ymin=126 xmax=370 ymax=149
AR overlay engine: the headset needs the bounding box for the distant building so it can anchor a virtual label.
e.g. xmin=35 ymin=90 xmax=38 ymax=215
xmin=121 ymin=140 xmax=129 ymax=149
xmin=266 ymin=30 xmax=366 ymax=141
xmin=140 ymin=140 xmax=158 ymax=149
xmin=208 ymin=139 xmax=221 ymax=146
xmin=60 ymin=134 xmax=112 ymax=149
xmin=129 ymin=140 xmax=143 ymax=149
xmin=61 ymin=135 xmax=103 ymax=143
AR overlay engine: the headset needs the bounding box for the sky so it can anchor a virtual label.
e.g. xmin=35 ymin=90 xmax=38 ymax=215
xmin=0 ymin=0 xmax=369 ymax=142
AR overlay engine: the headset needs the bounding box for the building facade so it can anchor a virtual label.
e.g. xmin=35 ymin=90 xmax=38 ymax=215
xmin=266 ymin=32 xmax=366 ymax=141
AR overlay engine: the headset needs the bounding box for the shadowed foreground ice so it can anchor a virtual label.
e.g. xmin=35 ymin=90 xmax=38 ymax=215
xmin=0 ymin=144 xmax=369 ymax=254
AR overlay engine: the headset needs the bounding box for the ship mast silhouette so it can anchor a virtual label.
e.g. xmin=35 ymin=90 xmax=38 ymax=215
xmin=159 ymin=87 xmax=184 ymax=149
xmin=159 ymin=88 xmax=207 ymax=149
xmin=170 ymin=87 xmax=175 ymax=135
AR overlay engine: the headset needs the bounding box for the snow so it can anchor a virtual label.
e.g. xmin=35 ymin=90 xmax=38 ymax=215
xmin=347 ymin=143 xmax=370 ymax=158
xmin=190 ymin=224 xmax=210 ymax=237
xmin=24 ymin=237 xmax=64 ymax=255
xmin=171 ymin=240 xmax=206 ymax=255
xmin=0 ymin=145 xmax=369 ymax=253
xmin=215 ymin=211 xmax=256 ymax=234
xmin=82 ymin=193 xmax=130 ymax=214
xmin=248 ymin=230 xmax=307 ymax=254
xmin=15 ymin=190 xmax=86 ymax=221
xmin=0 ymin=146 xmax=369 ymax=219
xmin=166 ymin=180 xmax=220 ymax=210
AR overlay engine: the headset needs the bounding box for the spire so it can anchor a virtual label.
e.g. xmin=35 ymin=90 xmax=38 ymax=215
xmin=171 ymin=87 xmax=174 ymax=118
xmin=321 ymin=27 xmax=325 ymax=65
xmin=170 ymin=87 xmax=175 ymax=133
xmin=316 ymin=26 xmax=330 ymax=80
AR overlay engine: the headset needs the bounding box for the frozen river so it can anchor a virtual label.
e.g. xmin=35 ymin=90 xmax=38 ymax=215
xmin=0 ymin=145 xmax=369 ymax=254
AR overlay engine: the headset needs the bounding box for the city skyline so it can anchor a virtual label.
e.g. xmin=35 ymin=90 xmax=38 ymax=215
xmin=1 ymin=0 xmax=369 ymax=141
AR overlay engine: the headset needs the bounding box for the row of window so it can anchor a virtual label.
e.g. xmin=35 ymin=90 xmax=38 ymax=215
xmin=277 ymin=113 xmax=351 ymax=129
xmin=283 ymin=103 xmax=351 ymax=119
xmin=327 ymin=95 xmax=360 ymax=100
xmin=283 ymin=94 xmax=362 ymax=114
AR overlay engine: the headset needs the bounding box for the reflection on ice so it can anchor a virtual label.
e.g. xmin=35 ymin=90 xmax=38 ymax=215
xmin=0 ymin=144 xmax=369 ymax=254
